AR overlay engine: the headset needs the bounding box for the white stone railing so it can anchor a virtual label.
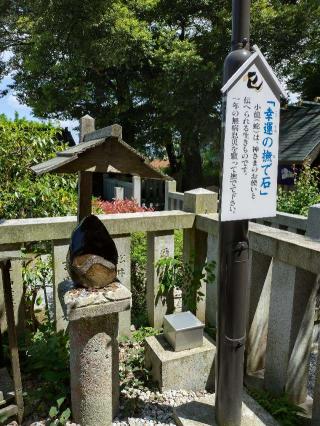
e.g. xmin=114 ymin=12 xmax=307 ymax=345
xmin=196 ymin=212 xmax=320 ymax=424
xmin=1 ymin=190 xmax=320 ymax=424
xmin=254 ymin=211 xmax=307 ymax=235
xmin=164 ymin=181 xmax=184 ymax=211
xmin=0 ymin=211 xmax=195 ymax=333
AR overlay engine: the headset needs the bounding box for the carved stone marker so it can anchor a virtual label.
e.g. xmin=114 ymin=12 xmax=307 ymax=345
xmin=59 ymin=280 xmax=131 ymax=426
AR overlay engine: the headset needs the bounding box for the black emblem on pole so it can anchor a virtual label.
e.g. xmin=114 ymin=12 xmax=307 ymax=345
xmin=247 ymin=71 xmax=263 ymax=91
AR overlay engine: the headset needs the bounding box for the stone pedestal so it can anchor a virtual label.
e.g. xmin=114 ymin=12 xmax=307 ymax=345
xmin=59 ymin=281 xmax=131 ymax=426
xmin=173 ymin=392 xmax=279 ymax=426
xmin=145 ymin=334 xmax=215 ymax=392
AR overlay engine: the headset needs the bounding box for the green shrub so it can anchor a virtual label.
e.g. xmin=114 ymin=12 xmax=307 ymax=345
xmin=248 ymin=388 xmax=305 ymax=426
xmin=21 ymin=322 xmax=70 ymax=418
xmin=156 ymin=255 xmax=216 ymax=313
xmin=131 ymin=230 xmax=184 ymax=327
xmin=0 ymin=114 xmax=77 ymax=219
xmin=277 ymin=161 xmax=320 ymax=216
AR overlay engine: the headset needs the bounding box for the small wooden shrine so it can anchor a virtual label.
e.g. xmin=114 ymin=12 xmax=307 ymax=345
xmin=31 ymin=115 xmax=172 ymax=221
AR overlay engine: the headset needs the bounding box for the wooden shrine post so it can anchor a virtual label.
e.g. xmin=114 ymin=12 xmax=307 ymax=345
xmin=78 ymin=115 xmax=95 ymax=223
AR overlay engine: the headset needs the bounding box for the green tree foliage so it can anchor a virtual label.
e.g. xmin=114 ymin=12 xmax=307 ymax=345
xmin=0 ymin=114 xmax=77 ymax=219
xmin=277 ymin=162 xmax=320 ymax=216
xmin=0 ymin=1 xmax=319 ymax=188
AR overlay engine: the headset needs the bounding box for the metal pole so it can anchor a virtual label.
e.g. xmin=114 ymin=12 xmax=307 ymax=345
xmin=215 ymin=1 xmax=252 ymax=425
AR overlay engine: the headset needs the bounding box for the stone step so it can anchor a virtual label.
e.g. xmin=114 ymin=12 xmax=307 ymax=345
xmin=173 ymin=392 xmax=280 ymax=426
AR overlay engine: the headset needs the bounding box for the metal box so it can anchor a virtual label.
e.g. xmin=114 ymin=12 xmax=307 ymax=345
xmin=163 ymin=311 xmax=204 ymax=352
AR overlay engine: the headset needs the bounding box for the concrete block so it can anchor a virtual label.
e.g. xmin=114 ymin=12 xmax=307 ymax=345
xmin=145 ymin=334 xmax=215 ymax=392
xmin=173 ymin=392 xmax=279 ymax=426
xmin=183 ymin=188 xmax=218 ymax=215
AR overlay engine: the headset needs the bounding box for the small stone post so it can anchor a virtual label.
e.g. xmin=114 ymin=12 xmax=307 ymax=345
xmin=183 ymin=189 xmax=218 ymax=322
xmin=132 ymin=175 xmax=141 ymax=205
xmin=164 ymin=180 xmax=177 ymax=210
xmin=146 ymin=231 xmax=174 ymax=328
xmin=246 ymin=252 xmax=272 ymax=374
xmin=0 ymin=246 xmax=24 ymax=336
xmin=113 ymin=234 xmax=131 ymax=336
xmin=205 ymin=233 xmax=219 ymax=328
xmin=264 ymin=260 xmax=319 ymax=404
xmin=59 ymin=281 xmax=131 ymax=426
xmin=52 ymin=239 xmax=70 ymax=331
xmin=306 ymin=203 xmax=320 ymax=240
xmin=114 ymin=186 xmax=124 ymax=200
xmin=312 ymin=348 xmax=320 ymax=425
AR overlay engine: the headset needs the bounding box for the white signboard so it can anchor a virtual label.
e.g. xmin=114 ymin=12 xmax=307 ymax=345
xmin=221 ymin=63 xmax=280 ymax=221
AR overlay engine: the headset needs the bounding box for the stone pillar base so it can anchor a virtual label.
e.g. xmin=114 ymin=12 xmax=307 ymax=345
xmin=145 ymin=334 xmax=215 ymax=392
xmin=59 ymin=281 xmax=131 ymax=426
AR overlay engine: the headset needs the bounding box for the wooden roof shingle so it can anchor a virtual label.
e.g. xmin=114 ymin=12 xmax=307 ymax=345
xmin=31 ymin=124 xmax=172 ymax=180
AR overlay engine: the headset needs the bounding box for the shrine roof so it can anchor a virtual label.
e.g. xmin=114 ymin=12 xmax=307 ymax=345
xmin=31 ymin=124 xmax=172 ymax=180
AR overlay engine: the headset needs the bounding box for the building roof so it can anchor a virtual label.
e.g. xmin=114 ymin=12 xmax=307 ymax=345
xmin=31 ymin=124 xmax=172 ymax=180
xmin=279 ymin=102 xmax=320 ymax=164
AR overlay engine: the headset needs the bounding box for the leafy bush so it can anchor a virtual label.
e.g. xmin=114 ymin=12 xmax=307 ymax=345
xmin=95 ymin=198 xmax=154 ymax=214
xmin=0 ymin=114 xmax=77 ymax=219
xmin=131 ymin=230 xmax=184 ymax=327
xmin=156 ymin=256 xmax=216 ymax=313
xmin=22 ymin=253 xmax=53 ymax=330
xmin=22 ymin=323 xmax=70 ymax=417
xmin=248 ymin=388 xmax=305 ymax=426
xmin=277 ymin=161 xmax=320 ymax=216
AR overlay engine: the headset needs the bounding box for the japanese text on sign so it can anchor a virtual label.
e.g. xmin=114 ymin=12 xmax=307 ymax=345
xmin=221 ymin=65 xmax=280 ymax=221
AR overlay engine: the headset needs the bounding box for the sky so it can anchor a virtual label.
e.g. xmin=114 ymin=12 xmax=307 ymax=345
xmin=0 ymin=55 xmax=79 ymax=141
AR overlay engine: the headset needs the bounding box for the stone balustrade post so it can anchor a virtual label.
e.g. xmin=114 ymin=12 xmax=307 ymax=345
xmin=183 ymin=189 xmax=218 ymax=322
xmin=205 ymin=234 xmax=219 ymax=328
xmin=113 ymin=234 xmax=131 ymax=336
xmin=312 ymin=348 xmax=320 ymax=425
xmin=164 ymin=180 xmax=177 ymax=210
xmin=114 ymin=186 xmax=124 ymax=200
xmin=246 ymin=251 xmax=272 ymax=374
xmin=59 ymin=281 xmax=131 ymax=426
xmin=0 ymin=245 xmax=24 ymax=336
xmin=132 ymin=175 xmax=141 ymax=206
xmin=52 ymin=239 xmax=70 ymax=331
xmin=146 ymin=230 xmax=174 ymax=328
xmin=264 ymin=259 xmax=319 ymax=404
xmin=306 ymin=203 xmax=320 ymax=240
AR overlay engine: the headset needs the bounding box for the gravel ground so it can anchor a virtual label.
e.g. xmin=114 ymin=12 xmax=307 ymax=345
xmin=8 ymin=390 xmax=207 ymax=426
xmin=113 ymin=389 xmax=208 ymax=426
